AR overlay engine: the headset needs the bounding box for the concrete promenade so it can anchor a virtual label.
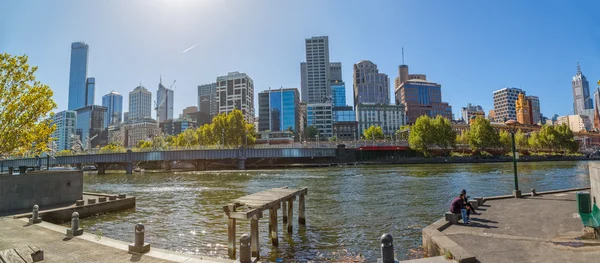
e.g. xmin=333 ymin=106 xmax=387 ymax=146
xmin=425 ymin=190 xmax=600 ymax=263
xmin=0 ymin=217 xmax=230 ymax=263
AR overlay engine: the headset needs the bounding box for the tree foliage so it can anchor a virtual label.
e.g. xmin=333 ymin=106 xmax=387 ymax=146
xmin=528 ymin=124 xmax=578 ymax=153
xmin=0 ymin=53 xmax=57 ymax=157
xmin=99 ymin=143 xmax=126 ymax=153
xmin=468 ymin=117 xmax=499 ymax=152
xmin=409 ymin=115 xmax=455 ymax=155
xmin=364 ymin=125 xmax=384 ymax=140
xmin=305 ymin=126 xmax=319 ymax=140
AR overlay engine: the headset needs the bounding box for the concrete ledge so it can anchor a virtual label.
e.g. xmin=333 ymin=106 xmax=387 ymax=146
xmin=66 ymin=228 xmax=83 ymax=237
xmin=483 ymin=187 xmax=591 ymax=202
xmin=14 ymin=196 xmax=135 ymax=223
xmin=128 ymin=243 xmax=151 ymax=254
xmin=422 ymin=218 xmax=476 ymax=263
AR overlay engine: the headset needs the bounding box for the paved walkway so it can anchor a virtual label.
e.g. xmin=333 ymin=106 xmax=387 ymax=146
xmin=0 ymin=218 xmax=230 ymax=263
xmin=442 ymin=191 xmax=600 ymax=262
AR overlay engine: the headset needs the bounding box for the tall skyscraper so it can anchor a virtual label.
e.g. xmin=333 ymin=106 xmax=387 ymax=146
xmin=493 ymin=87 xmax=525 ymax=122
xmin=353 ymin=60 xmax=390 ymax=108
xmin=51 ymin=110 xmax=77 ymax=151
xmin=129 ymin=85 xmax=152 ymax=121
xmin=216 ymin=72 xmax=254 ymax=123
xmin=156 ymin=77 xmax=174 ymax=122
xmin=301 ymin=36 xmax=330 ymax=103
xmin=85 ymin=77 xmax=95 ymax=106
xmin=594 ymin=87 xmax=600 ymax=109
xmin=526 ymin=95 xmax=541 ymax=124
xmin=68 ymin=42 xmax=89 ymax=110
xmin=102 ymin=91 xmax=123 ymax=128
xmin=198 ymin=82 xmax=218 ymax=119
xmin=258 ymin=88 xmax=300 ymax=135
xmin=572 ymin=62 xmax=593 ymax=115
xmin=394 ymin=65 xmax=452 ymax=123
xmin=329 ymin=62 xmax=342 ymax=82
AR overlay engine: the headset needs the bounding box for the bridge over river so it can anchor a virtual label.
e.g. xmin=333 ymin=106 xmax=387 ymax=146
xmin=1 ymin=148 xmax=339 ymax=174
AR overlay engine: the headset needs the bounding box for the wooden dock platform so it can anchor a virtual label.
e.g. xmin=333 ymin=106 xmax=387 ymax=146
xmin=223 ymin=186 xmax=307 ymax=259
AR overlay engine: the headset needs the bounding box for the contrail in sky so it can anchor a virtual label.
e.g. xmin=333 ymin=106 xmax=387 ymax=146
xmin=183 ymin=44 xmax=198 ymax=53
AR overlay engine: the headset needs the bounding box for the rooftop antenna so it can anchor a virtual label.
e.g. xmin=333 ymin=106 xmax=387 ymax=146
xmin=402 ymin=47 xmax=405 ymax=65
xmin=577 ymin=61 xmax=581 ymax=74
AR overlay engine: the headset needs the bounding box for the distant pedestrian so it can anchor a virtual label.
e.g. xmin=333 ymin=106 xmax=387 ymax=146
xmin=450 ymin=193 xmax=469 ymax=224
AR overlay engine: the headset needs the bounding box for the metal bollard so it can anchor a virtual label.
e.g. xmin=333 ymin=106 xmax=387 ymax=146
xmin=381 ymin=233 xmax=395 ymax=263
xmin=239 ymin=233 xmax=251 ymax=263
xmin=66 ymin=212 xmax=83 ymax=237
xmin=128 ymin=223 xmax=151 ymax=253
xmin=29 ymin=204 xmax=42 ymax=224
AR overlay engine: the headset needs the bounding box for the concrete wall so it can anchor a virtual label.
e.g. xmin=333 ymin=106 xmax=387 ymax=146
xmin=0 ymin=170 xmax=83 ymax=213
xmin=590 ymin=162 xmax=600 ymax=205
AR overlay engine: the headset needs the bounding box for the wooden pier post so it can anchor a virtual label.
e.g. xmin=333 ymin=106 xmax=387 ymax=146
xmin=287 ymin=198 xmax=294 ymax=233
xmin=227 ymin=205 xmax=236 ymax=259
xmin=269 ymin=206 xmax=279 ymax=246
xmin=250 ymin=214 xmax=260 ymax=259
xmin=299 ymin=194 xmax=306 ymax=225
xmin=282 ymin=201 xmax=288 ymax=224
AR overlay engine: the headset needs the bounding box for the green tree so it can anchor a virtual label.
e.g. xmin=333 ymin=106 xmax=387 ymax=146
xmin=56 ymin=149 xmax=73 ymax=156
xmin=515 ymin=130 xmax=529 ymax=150
xmin=99 ymin=143 xmax=126 ymax=153
xmin=305 ymin=126 xmax=319 ymax=141
xmin=409 ymin=115 xmax=435 ymax=155
xmin=197 ymin=124 xmax=214 ymax=145
xmin=431 ymin=115 xmax=456 ymax=154
xmin=0 ymin=54 xmax=57 ymax=157
xmin=364 ymin=125 xmax=384 ymax=140
xmin=468 ymin=117 xmax=499 ymax=152
xmin=395 ymin=125 xmax=411 ymax=140
xmin=137 ymin=140 xmax=153 ymax=149
xmin=555 ymin=124 xmax=579 ymax=153
xmin=178 ymin=128 xmax=198 ymax=147
xmin=456 ymin=131 xmax=469 ymax=145
xmin=499 ymin=130 xmax=512 ymax=152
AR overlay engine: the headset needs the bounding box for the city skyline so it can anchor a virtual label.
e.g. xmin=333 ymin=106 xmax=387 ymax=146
xmin=3 ymin=1 xmax=600 ymax=119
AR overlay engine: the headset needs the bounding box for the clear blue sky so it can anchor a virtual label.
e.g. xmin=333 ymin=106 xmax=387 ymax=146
xmin=2 ymin=0 xmax=600 ymax=119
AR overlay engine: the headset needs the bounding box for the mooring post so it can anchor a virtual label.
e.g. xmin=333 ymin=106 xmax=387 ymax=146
xmin=287 ymin=197 xmax=294 ymax=233
xmin=269 ymin=205 xmax=279 ymax=246
xmin=299 ymin=193 xmax=306 ymax=226
xmin=29 ymin=204 xmax=42 ymax=224
xmin=239 ymin=233 xmax=251 ymax=263
xmin=250 ymin=214 xmax=260 ymax=258
xmin=228 ymin=205 xmax=237 ymax=259
xmin=128 ymin=223 xmax=151 ymax=253
xmin=380 ymin=233 xmax=395 ymax=263
xmin=282 ymin=201 xmax=288 ymax=224
xmin=66 ymin=212 xmax=83 ymax=237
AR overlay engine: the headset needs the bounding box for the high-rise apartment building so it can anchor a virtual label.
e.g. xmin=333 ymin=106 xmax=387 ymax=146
xmin=557 ymin=115 xmax=592 ymax=132
xmin=51 ymin=110 xmax=77 ymax=151
xmin=301 ymin=36 xmax=330 ymax=103
xmin=68 ymin=42 xmax=89 ymax=110
xmin=216 ymin=72 xmax=254 ymax=123
xmin=461 ymin=104 xmax=485 ymax=123
xmin=129 ymin=85 xmax=152 ymax=121
xmin=493 ymin=87 xmax=525 ymax=122
xmin=123 ymin=112 xmax=129 ymax=123
xmin=353 ymin=60 xmax=390 ymax=108
xmin=356 ymin=103 xmax=406 ymax=136
xmin=198 ymin=83 xmax=218 ymax=119
xmin=329 ymin=62 xmax=342 ymax=82
xmin=526 ymin=96 xmax=541 ymax=124
xmin=572 ymin=62 xmax=593 ymax=115
xmin=394 ymin=65 xmax=452 ymax=123
xmin=157 ymin=78 xmax=174 ymax=122
xmin=75 ymin=105 xmax=107 ymax=149
xmin=258 ymin=88 xmax=300 ymax=135
xmin=102 ymin=91 xmax=123 ymax=128
xmin=516 ymin=93 xmax=532 ymax=125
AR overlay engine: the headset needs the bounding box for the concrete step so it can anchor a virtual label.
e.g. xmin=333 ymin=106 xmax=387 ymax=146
xmin=399 ymin=256 xmax=452 ymax=263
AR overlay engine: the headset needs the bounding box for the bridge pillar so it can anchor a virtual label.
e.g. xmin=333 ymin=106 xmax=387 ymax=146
xmin=236 ymin=158 xmax=246 ymax=170
xmin=161 ymin=161 xmax=172 ymax=171
xmin=97 ymin=163 xmax=107 ymax=175
xmin=125 ymin=162 xmax=133 ymax=174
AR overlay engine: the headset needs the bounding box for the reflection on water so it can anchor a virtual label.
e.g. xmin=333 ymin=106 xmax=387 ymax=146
xmin=81 ymin=161 xmax=590 ymax=261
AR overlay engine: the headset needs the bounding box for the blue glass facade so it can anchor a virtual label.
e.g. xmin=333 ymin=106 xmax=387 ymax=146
xmin=86 ymin=77 xmax=95 ymax=106
xmin=333 ymin=109 xmax=356 ymax=122
xmin=68 ymin=42 xmax=89 ymax=110
xmin=268 ymin=90 xmax=297 ymax=131
xmin=331 ymin=83 xmax=346 ymax=107
xmin=102 ymin=91 xmax=123 ymax=128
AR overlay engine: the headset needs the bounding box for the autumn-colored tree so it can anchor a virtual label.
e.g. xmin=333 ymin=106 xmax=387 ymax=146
xmin=0 ymin=54 xmax=57 ymax=157
xmin=99 ymin=143 xmax=126 ymax=153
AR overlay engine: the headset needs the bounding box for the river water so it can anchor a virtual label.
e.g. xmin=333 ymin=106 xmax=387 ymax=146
xmin=80 ymin=161 xmax=590 ymax=262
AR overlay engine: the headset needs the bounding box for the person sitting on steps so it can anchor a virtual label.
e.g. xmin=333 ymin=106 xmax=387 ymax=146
xmin=461 ymin=189 xmax=481 ymax=216
xmin=450 ymin=193 xmax=469 ymax=225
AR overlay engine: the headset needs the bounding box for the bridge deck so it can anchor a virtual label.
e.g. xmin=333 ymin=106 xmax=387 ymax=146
xmin=223 ymin=186 xmax=307 ymax=260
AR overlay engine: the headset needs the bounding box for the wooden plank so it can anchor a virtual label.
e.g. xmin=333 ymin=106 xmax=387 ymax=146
xmin=228 ymin=209 xmax=262 ymax=220
xmin=13 ymin=247 xmax=33 ymax=263
xmin=0 ymin=248 xmax=26 ymax=263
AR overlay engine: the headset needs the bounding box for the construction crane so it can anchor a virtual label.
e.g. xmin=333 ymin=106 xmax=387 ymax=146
xmin=155 ymin=78 xmax=176 ymax=124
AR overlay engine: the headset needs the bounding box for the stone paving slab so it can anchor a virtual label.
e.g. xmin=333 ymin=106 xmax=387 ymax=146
xmin=441 ymin=191 xmax=600 ymax=263
xmin=399 ymin=256 xmax=451 ymax=263
xmin=0 ymin=218 xmax=230 ymax=263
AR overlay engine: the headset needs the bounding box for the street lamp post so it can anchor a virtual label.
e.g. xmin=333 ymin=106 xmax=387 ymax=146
xmin=222 ymin=129 xmax=225 ymax=148
xmin=505 ymin=120 xmax=521 ymax=198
